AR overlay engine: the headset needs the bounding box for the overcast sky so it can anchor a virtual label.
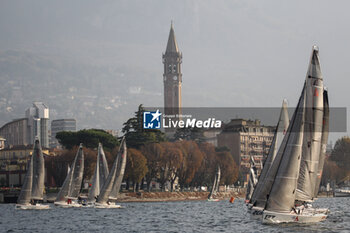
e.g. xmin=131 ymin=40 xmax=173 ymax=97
xmin=0 ymin=0 xmax=348 ymax=142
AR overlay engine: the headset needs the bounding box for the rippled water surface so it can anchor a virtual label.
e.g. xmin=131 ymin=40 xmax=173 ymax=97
xmin=1 ymin=198 xmax=349 ymax=232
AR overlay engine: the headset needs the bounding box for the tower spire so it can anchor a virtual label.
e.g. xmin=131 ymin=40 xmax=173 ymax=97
xmin=166 ymin=22 xmax=179 ymax=53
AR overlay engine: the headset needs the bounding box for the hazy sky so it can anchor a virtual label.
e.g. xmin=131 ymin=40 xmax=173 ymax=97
xmin=0 ymin=0 xmax=349 ymax=142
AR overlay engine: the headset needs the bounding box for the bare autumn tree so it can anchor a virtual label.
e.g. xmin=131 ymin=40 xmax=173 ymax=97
xmin=216 ymin=151 xmax=239 ymax=185
xmin=191 ymin=142 xmax=217 ymax=188
xmin=124 ymin=148 xmax=148 ymax=192
xmin=141 ymin=143 xmax=164 ymax=191
xmin=158 ymin=142 xmax=183 ymax=191
xmin=45 ymin=146 xmax=113 ymax=187
xmin=330 ymin=137 xmax=350 ymax=171
xmin=176 ymin=140 xmax=203 ymax=190
xmin=322 ymin=157 xmax=349 ymax=185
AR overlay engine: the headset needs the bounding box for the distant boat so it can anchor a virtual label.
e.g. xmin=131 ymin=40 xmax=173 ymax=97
xmin=262 ymin=46 xmax=329 ymax=224
xmin=333 ymin=188 xmax=350 ymax=197
xmin=95 ymin=137 xmax=127 ymax=208
xmin=208 ymin=166 xmax=220 ymax=202
xmin=16 ymin=138 xmax=50 ymax=210
xmin=245 ymin=156 xmax=258 ymax=204
xmin=87 ymin=143 xmax=109 ymax=203
xmin=54 ymin=144 xmax=84 ymax=208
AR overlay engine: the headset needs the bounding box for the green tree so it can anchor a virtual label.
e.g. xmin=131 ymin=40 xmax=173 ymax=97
xmin=122 ymin=104 xmax=166 ymax=148
xmin=124 ymin=148 xmax=148 ymax=192
xmin=56 ymin=129 xmax=118 ymax=151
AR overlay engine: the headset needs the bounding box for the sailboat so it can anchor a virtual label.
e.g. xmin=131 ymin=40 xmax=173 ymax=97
xmin=262 ymin=46 xmax=329 ymax=224
xmin=247 ymin=99 xmax=289 ymax=217
xmin=208 ymin=166 xmax=221 ymax=201
xmin=95 ymin=137 xmax=127 ymax=208
xmin=54 ymin=144 xmax=84 ymax=207
xmin=16 ymin=138 xmax=50 ymax=209
xmin=87 ymin=143 xmax=109 ymax=204
xmin=245 ymin=156 xmax=258 ymax=204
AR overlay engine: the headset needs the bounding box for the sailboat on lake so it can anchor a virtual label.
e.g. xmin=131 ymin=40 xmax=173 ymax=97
xmin=208 ymin=166 xmax=221 ymax=201
xmin=87 ymin=143 xmax=109 ymax=204
xmin=262 ymin=46 xmax=329 ymax=224
xmin=54 ymin=144 xmax=84 ymax=207
xmin=245 ymin=156 xmax=258 ymax=204
xmin=16 ymin=138 xmax=50 ymax=210
xmin=248 ymin=99 xmax=289 ymax=217
xmin=95 ymin=137 xmax=127 ymax=208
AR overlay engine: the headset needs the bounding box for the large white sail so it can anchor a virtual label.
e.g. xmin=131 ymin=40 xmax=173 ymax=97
xmin=17 ymin=155 xmax=33 ymax=205
xmin=109 ymin=140 xmax=127 ymax=200
xmin=56 ymin=144 xmax=84 ymax=202
xmin=97 ymin=138 xmax=127 ymax=204
xmin=88 ymin=143 xmax=109 ymax=202
xmin=250 ymin=100 xmax=289 ymax=207
xmin=31 ymin=139 xmax=45 ymax=200
xmin=265 ymin=84 xmax=306 ymax=212
xmin=313 ymin=90 xmax=329 ymax=197
xmin=296 ymin=46 xmax=324 ymax=202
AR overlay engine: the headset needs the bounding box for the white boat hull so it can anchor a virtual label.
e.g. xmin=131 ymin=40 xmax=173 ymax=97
xmin=94 ymin=202 xmax=122 ymax=209
xmin=262 ymin=210 xmax=327 ymax=224
xmin=207 ymin=198 xmax=219 ymax=202
xmin=15 ymin=204 xmax=50 ymax=210
xmin=54 ymin=201 xmax=82 ymax=208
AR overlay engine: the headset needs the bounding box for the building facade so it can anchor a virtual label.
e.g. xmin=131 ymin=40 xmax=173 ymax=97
xmin=26 ymin=102 xmax=49 ymax=148
xmin=0 ymin=118 xmax=29 ymax=147
xmin=0 ymin=145 xmax=51 ymax=187
xmin=0 ymin=102 xmax=49 ymax=148
xmin=163 ymin=23 xmax=182 ymax=119
xmin=50 ymin=119 xmax=76 ymax=148
xmin=217 ymin=119 xmax=275 ymax=186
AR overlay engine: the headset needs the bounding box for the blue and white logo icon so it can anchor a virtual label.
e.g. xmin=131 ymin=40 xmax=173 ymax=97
xmin=143 ymin=110 xmax=162 ymax=129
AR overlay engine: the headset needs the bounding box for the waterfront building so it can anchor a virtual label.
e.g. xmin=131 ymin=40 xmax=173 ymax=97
xmin=50 ymin=119 xmax=76 ymax=148
xmin=0 ymin=102 xmax=49 ymax=148
xmin=0 ymin=145 xmax=50 ymax=187
xmin=217 ymin=119 xmax=275 ymax=186
xmin=0 ymin=118 xmax=29 ymax=147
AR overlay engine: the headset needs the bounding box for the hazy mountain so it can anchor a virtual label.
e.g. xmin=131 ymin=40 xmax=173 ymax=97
xmin=0 ymin=0 xmax=349 ymax=138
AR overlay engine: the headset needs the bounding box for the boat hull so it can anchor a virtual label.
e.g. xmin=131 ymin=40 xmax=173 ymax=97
xmin=95 ymin=202 xmax=122 ymax=209
xmin=262 ymin=210 xmax=327 ymax=224
xmin=207 ymin=198 xmax=219 ymax=202
xmin=54 ymin=201 xmax=82 ymax=208
xmin=15 ymin=204 xmax=50 ymax=210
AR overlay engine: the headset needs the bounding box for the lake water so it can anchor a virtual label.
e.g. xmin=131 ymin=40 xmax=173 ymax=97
xmin=0 ymin=198 xmax=349 ymax=232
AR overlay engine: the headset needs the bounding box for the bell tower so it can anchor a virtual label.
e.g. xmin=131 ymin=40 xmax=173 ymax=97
xmin=163 ymin=23 xmax=182 ymax=118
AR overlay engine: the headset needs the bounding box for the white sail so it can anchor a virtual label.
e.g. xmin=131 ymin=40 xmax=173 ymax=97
xmin=265 ymin=84 xmax=306 ymax=212
xmin=208 ymin=166 xmax=220 ymax=199
xmin=55 ymin=144 xmax=84 ymax=202
xmin=246 ymin=156 xmax=258 ymax=202
xmin=313 ymin=90 xmax=329 ymax=197
xmin=296 ymin=46 xmax=324 ymax=202
xmin=109 ymin=140 xmax=127 ymax=200
xmin=31 ymin=139 xmax=45 ymax=200
xmin=250 ymin=100 xmax=289 ymax=207
xmin=17 ymin=155 xmax=33 ymax=205
xmin=88 ymin=143 xmax=109 ymax=202
xmin=97 ymin=138 xmax=127 ymax=204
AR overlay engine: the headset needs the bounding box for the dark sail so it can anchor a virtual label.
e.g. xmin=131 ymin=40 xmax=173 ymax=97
xmin=17 ymin=156 xmax=33 ymax=205
xmin=31 ymin=138 xmax=45 ymax=200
